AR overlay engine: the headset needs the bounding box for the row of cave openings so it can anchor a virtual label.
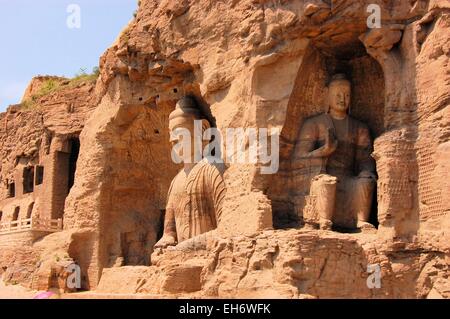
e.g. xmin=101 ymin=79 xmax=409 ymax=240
xmin=0 ymin=203 xmax=34 ymax=223
xmin=0 ymin=137 xmax=80 ymax=223
xmin=5 ymin=165 xmax=44 ymax=199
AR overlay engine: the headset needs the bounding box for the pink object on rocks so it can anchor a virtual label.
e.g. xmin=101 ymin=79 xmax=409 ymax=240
xmin=33 ymin=291 xmax=55 ymax=299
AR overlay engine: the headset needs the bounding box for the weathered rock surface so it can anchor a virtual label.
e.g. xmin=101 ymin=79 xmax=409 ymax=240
xmin=92 ymin=229 xmax=449 ymax=299
xmin=1 ymin=0 xmax=449 ymax=298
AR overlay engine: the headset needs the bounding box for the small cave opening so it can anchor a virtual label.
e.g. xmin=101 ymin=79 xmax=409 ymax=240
xmin=7 ymin=182 xmax=15 ymax=198
xmin=35 ymin=165 xmax=44 ymax=185
xmin=12 ymin=207 xmax=20 ymax=221
xmin=27 ymin=202 xmax=35 ymax=219
xmin=23 ymin=166 xmax=35 ymax=194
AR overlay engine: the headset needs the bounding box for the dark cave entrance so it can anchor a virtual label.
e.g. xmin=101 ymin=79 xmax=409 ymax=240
xmin=52 ymin=136 xmax=80 ymax=220
xmin=12 ymin=207 xmax=20 ymax=221
xmin=35 ymin=165 xmax=44 ymax=186
xmin=68 ymin=137 xmax=80 ymax=192
xmin=23 ymin=166 xmax=35 ymax=194
xmin=27 ymin=202 xmax=35 ymax=219
xmin=7 ymin=182 xmax=15 ymax=198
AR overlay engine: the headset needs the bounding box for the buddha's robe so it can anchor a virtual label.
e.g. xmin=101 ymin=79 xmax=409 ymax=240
xmin=162 ymin=159 xmax=226 ymax=243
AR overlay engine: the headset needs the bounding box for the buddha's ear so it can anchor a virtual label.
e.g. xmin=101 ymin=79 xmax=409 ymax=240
xmin=201 ymin=119 xmax=211 ymax=132
xmin=201 ymin=119 xmax=212 ymax=143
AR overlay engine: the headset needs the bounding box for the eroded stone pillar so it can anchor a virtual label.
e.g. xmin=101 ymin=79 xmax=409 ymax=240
xmin=360 ymin=24 xmax=420 ymax=241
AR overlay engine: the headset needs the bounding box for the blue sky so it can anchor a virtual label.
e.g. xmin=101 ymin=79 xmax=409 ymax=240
xmin=0 ymin=0 xmax=137 ymax=112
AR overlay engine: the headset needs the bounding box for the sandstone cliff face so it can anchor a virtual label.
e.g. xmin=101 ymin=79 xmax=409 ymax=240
xmin=0 ymin=0 xmax=449 ymax=298
xmin=0 ymin=77 xmax=97 ymax=288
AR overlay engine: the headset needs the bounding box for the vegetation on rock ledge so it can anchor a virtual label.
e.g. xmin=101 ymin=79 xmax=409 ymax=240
xmin=20 ymin=67 xmax=99 ymax=111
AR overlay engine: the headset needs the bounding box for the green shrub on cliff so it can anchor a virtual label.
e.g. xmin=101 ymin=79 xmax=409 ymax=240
xmin=20 ymin=67 xmax=99 ymax=111
xmin=20 ymin=78 xmax=62 ymax=110
xmin=69 ymin=67 xmax=100 ymax=86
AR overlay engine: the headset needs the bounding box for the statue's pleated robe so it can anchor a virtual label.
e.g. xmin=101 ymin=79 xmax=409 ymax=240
xmin=163 ymin=159 xmax=226 ymax=243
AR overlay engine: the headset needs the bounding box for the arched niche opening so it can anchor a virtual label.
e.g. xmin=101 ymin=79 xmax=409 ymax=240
xmin=75 ymin=70 xmax=219 ymax=293
xmin=12 ymin=206 xmax=20 ymax=221
xmin=96 ymin=76 xmax=218 ymax=270
xmin=27 ymin=202 xmax=35 ymax=219
xmin=267 ymin=41 xmax=385 ymax=231
xmin=99 ymin=99 xmax=181 ymax=269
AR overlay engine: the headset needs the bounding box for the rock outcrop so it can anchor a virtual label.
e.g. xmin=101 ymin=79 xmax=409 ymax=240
xmin=0 ymin=0 xmax=449 ymax=298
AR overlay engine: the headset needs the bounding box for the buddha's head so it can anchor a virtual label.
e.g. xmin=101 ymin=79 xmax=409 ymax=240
xmin=169 ymin=96 xmax=210 ymax=164
xmin=328 ymin=74 xmax=351 ymax=115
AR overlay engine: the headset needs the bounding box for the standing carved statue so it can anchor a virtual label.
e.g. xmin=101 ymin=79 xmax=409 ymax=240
xmin=294 ymin=74 xmax=376 ymax=231
xmin=155 ymin=97 xmax=226 ymax=248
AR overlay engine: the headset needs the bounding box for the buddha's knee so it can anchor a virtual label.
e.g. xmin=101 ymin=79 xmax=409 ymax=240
xmin=310 ymin=174 xmax=338 ymax=222
xmin=355 ymin=176 xmax=376 ymax=194
xmin=310 ymin=174 xmax=336 ymax=197
xmin=312 ymin=174 xmax=338 ymax=186
xmin=352 ymin=177 xmax=376 ymax=212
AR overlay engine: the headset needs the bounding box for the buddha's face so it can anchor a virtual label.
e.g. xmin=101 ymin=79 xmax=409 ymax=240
xmin=169 ymin=118 xmax=196 ymax=164
xmin=329 ymin=80 xmax=351 ymax=114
